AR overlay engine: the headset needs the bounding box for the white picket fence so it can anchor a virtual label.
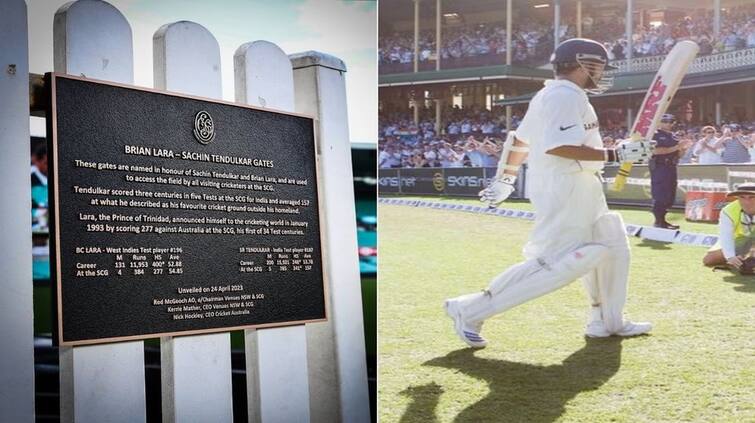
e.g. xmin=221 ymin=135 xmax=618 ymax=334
xmin=0 ymin=1 xmax=370 ymax=422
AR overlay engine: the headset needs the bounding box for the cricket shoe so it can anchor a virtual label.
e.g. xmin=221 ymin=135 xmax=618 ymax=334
xmin=654 ymin=221 xmax=680 ymax=230
xmin=444 ymin=298 xmax=487 ymax=348
xmin=585 ymin=320 xmax=652 ymax=338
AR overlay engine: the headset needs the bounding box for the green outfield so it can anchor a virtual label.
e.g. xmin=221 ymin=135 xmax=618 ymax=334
xmin=378 ymin=198 xmax=754 ymax=423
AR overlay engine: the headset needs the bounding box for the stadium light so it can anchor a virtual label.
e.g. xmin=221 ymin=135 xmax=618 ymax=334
xmin=534 ymin=4 xmax=550 ymax=8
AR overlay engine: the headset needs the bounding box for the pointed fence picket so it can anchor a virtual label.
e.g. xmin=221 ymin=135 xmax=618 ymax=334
xmin=234 ymin=40 xmax=310 ymax=423
xmin=52 ymin=2 xmax=146 ymax=422
xmin=153 ymin=20 xmax=234 ymax=423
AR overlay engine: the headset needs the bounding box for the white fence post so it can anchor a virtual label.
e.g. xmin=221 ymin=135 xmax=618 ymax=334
xmin=291 ymin=51 xmax=371 ymax=423
xmin=52 ymin=2 xmax=146 ymax=422
xmin=153 ymin=21 xmax=234 ymax=423
xmin=0 ymin=1 xmax=34 ymax=421
xmin=234 ymin=40 xmax=310 ymax=423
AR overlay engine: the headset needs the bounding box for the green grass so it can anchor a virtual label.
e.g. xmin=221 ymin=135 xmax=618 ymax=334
xmin=378 ymin=199 xmax=754 ymax=423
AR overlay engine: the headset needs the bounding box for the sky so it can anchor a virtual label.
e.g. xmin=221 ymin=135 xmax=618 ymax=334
xmin=27 ymin=0 xmax=377 ymax=144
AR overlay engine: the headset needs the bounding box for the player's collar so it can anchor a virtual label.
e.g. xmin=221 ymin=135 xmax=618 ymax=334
xmin=544 ymin=79 xmax=587 ymax=96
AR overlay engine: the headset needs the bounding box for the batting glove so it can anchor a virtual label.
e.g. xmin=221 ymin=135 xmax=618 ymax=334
xmin=479 ymin=174 xmax=516 ymax=207
xmin=610 ymin=139 xmax=656 ymax=164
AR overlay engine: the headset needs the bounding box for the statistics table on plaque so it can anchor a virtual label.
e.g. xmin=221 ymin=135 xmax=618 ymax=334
xmin=48 ymin=74 xmax=326 ymax=345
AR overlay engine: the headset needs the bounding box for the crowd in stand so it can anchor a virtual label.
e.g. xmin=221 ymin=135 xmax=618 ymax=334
xmin=378 ymin=108 xmax=755 ymax=168
xmin=379 ymin=5 xmax=755 ymax=67
xmin=676 ymin=123 xmax=755 ymax=164
xmin=602 ymin=6 xmax=755 ymax=60
xmin=379 ymin=17 xmax=555 ymax=66
xmin=378 ymin=106 xmax=517 ymax=168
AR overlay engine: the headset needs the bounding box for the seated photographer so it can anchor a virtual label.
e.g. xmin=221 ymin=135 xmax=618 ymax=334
xmin=703 ymin=184 xmax=755 ymax=271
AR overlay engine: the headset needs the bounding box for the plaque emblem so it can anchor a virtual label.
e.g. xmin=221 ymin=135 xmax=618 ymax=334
xmin=193 ymin=111 xmax=215 ymax=144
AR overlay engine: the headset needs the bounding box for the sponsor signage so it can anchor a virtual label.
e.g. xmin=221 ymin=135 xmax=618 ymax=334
xmin=603 ymin=164 xmax=755 ymax=208
xmin=377 ymin=167 xmax=524 ymax=198
xmin=381 ymin=163 xmax=755 ymax=212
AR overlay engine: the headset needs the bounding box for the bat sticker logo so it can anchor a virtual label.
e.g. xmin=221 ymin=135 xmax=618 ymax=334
xmin=634 ymin=76 xmax=668 ymax=137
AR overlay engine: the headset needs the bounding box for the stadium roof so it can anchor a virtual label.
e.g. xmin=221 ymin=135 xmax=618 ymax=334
xmin=378 ymin=65 xmax=552 ymax=87
xmin=495 ymin=64 xmax=755 ymax=105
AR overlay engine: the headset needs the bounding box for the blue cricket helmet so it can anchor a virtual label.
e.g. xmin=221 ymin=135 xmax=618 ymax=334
xmin=550 ymin=38 xmax=617 ymax=70
xmin=550 ymin=38 xmax=616 ymax=94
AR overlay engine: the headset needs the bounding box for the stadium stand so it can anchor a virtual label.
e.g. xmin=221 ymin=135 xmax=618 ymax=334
xmin=379 ymin=2 xmax=755 ymax=73
xmin=379 ymin=0 xmax=755 ymax=170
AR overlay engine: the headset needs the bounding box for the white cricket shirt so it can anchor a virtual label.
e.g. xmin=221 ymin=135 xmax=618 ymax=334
xmin=516 ymin=79 xmax=604 ymax=176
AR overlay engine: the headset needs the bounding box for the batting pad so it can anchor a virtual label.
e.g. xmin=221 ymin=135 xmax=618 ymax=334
xmin=582 ymin=212 xmax=630 ymax=333
xmin=459 ymin=243 xmax=609 ymax=325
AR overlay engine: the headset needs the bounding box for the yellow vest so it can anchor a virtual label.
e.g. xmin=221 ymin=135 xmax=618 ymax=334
xmin=721 ymin=201 xmax=755 ymax=240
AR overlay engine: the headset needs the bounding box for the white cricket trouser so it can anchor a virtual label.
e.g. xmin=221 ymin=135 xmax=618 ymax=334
xmin=456 ymin=171 xmax=629 ymax=331
xmin=524 ymin=171 xmax=608 ymax=261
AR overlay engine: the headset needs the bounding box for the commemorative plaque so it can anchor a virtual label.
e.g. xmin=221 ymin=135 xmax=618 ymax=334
xmin=47 ymin=74 xmax=326 ymax=345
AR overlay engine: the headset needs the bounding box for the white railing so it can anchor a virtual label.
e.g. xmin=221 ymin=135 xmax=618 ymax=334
xmin=608 ymin=47 xmax=755 ymax=74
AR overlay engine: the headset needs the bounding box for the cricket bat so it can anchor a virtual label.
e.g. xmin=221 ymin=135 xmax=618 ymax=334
xmin=610 ymin=40 xmax=699 ymax=191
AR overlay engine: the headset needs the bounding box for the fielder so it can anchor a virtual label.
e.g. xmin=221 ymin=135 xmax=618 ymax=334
xmin=444 ymin=38 xmax=653 ymax=348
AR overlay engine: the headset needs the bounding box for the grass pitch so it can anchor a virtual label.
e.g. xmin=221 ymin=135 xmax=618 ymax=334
xmin=378 ymin=199 xmax=754 ymax=423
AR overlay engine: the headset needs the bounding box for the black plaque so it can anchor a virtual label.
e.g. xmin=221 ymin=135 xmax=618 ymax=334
xmin=47 ymin=74 xmax=326 ymax=345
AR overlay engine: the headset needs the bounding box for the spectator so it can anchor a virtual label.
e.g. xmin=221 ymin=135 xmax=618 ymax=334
xmin=693 ymin=125 xmax=724 ymax=164
xmin=31 ymin=143 xmax=47 ymax=188
xmin=438 ymin=142 xmax=466 ymax=168
xmin=423 ymin=144 xmax=440 ymax=167
xmin=698 ymin=37 xmax=713 ymax=55
xmin=479 ymin=137 xmax=501 ymax=167
xmin=679 ymin=132 xmax=698 ymax=164
xmin=460 ymin=119 xmax=472 ymax=134
xmin=378 ymin=145 xmax=401 ymax=168
xmin=720 ymin=124 xmax=752 ymax=163
xmin=464 ymin=136 xmax=485 ymax=167
xmin=30 ymin=143 xmax=48 ymax=209
xmin=410 ymin=152 xmax=428 ymax=167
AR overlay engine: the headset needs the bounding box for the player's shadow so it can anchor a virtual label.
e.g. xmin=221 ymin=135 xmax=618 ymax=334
xmin=412 ymin=338 xmax=624 ymax=423
xmin=635 ymin=239 xmax=673 ymax=250
xmin=399 ymin=382 xmax=444 ymax=423
xmin=720 ymin=274 xmax=755 ymax=293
